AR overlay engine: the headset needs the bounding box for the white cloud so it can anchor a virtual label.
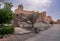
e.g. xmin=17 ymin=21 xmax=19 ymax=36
xmin=22 ymin=0 xmax=52 ymax=11
xmin=0 ymin=2 xmax=4 ymax=9
xmin=12 ymin=0 xmax=52 ymax=11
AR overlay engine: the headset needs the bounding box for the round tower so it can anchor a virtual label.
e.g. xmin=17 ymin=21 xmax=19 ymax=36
xmin=18 ymin=3 xmax=23 ymax=11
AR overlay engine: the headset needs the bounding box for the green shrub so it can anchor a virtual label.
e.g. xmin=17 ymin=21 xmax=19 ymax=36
xmin=0 ymin=26 xmax=14 ymax=35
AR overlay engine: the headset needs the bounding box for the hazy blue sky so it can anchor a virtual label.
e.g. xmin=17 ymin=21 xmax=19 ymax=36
xmin=8 ymin=0 xmax=60 ymax=21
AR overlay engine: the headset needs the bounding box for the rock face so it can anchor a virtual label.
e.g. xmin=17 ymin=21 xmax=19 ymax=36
xmin=14 ymin=27 xmax=32 ymax=35
xmin=13 ymin=13 xmax=51 ymax=31
xmin=13 ymin=13 xmax=28 ymax=27
xmin=34 ymin=22 xmax=51 ymax=31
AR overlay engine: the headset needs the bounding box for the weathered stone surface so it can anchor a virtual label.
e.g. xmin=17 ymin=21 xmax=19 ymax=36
xmin=14 ymin=27 xmax=32 ymax=34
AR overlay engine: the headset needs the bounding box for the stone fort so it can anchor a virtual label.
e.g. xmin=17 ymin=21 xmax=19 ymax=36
xmin=14 ymin=4 xmax=52 ymax=24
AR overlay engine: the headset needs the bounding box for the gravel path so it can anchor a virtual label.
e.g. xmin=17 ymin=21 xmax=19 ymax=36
xmin=26 ymin=24 xmax=60 ymax=41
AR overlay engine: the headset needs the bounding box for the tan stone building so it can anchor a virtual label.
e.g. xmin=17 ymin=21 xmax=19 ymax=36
xmin=56 ymin=19 xmax=60 ymax=24
xmin=40 ymin=11 xmax=46 ymax=22
xmin=14 ymin=4 xmax=52 ymax=24
xmin=44 ymin=16 xmax=52 ymax=23
xmin=14 ymin=4 xmax=35 ymax=16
